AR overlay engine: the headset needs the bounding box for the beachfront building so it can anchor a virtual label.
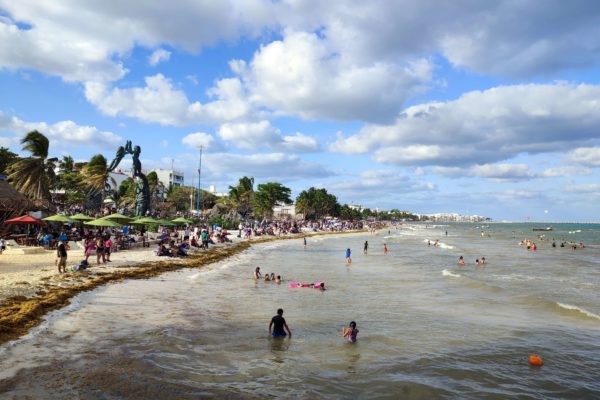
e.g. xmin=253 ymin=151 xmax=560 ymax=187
xmin=348 ymin=204 xmax=362 ymax=212
xmin=152 ymin=168 xmax=184 ymax=188
xmin=207 ymin=185 xmax=228 ymax=198
xmin=273 ymin=202 xmax=298 ymax=219
xmin=417 ymin=213 xmax=490 ymax=222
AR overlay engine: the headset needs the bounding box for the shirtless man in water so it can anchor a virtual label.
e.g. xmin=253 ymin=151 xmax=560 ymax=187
xmin=253 ymin=267 xmax=262 ymax=280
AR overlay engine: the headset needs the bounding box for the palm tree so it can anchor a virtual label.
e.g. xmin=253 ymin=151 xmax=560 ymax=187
xmin=81 ymin=154 xmax=116 ymax=206
xmin=228 ymin=176 xmax=254 ymax=219
xmin=58 ymin=155 xmax=74 ymax=173
xmin=7 ymin=130 xmax=57 ymax=200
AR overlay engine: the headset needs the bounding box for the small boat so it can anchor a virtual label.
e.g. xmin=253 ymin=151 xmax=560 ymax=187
xmin=532 ymin=227 xmax=553 ymax=231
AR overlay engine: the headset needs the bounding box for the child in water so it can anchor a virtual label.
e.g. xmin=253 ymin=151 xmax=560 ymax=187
xmin=457 ymin=256 xmax=465 ymax=266
xmin=342 ymin=321 xmax=359 ymax=343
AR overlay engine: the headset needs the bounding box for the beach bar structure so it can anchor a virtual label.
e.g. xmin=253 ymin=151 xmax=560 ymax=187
xmin=0 ymin=174 xmax=34 ymax=231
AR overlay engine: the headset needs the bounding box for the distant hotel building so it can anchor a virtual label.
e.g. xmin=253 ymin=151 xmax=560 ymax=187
xmin=152 ymin=168 xmax=184 ymax=188
xmin=416 ymin=213 xmax=490 ymax=222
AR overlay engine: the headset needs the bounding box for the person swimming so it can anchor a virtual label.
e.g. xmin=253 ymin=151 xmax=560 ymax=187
xmin=270 ymin=273 xmax=276 ymax=281
xmin=342 ymin=321 xmax=359 ymax=343
xmin=276 ymin=275 xmax=282 ymax=284
xmin=458 ymin=256 xmax=465 ymax=266
xmin=264 ymin=274 xmax=271 ymax=281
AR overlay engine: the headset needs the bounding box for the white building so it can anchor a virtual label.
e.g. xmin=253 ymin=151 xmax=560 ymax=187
xmin=207 ymin=184 xmax=228 ymax=197
xmin=152 ymin=168 xmax=184 ymax=188
xmin=109 ymin=169 xmax=131 ymax=189
xmin=273 ymin=202 xmax=298 ymax=219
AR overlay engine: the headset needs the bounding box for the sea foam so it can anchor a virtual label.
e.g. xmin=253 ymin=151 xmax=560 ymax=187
xmin=442 ymin=269 xmax=461 ymax=278
xmin=557 ymin=302 xmax=600 ymax=321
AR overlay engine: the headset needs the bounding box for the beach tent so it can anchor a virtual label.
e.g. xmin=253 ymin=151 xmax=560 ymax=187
xmin=84 ymin=218 xmax=122 ymax=227
xmin=4 ymin=214 xmax=46 ymax=226
xmin=43 ymin=214 xmax=75 ymax=223
xmin=100 ymin=213 xmax=133 ymax=224
xmin=70 ymin=213 xmax=94 ymax=222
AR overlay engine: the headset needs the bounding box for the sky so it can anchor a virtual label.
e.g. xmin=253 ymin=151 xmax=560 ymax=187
xmin=1 ymin=0 xmax=600 ymax=222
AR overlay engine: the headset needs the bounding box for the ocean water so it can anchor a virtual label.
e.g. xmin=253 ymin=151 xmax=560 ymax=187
xmin=0 ymin=223 xmax=599 ymax=399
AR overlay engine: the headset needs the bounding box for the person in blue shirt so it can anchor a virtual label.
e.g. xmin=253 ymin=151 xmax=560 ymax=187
xmin=345 ymin=248 xmax=352 ymax=264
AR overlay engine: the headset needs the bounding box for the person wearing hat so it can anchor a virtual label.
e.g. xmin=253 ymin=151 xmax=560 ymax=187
xmin=56 ymin=239 xmax=68 ymax=273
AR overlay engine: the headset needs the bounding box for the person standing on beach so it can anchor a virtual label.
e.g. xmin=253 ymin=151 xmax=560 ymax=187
xmin=346 ymin=248 xmax=352 ymax=264
xmin=95 ymin=236 xmax=105 ymax=264
xmin=56 ymin=240 xmax=68 ymax=273
xmin=269 ymin=308 xmax=292 ymax=338
xmin=105 ymin=236 xmax=113 ymax=262
xmin=363 ymin=241 xmax=368 ymax=254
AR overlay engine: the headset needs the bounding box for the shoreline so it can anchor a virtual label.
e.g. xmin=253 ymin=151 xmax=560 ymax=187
xmin=0 ymin=230 xmax=366 ymax=346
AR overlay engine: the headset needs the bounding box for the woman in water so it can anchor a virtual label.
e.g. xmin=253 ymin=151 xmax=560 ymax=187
xmin=457 ymin=256 xmax=465 ymax=266
xmin=342 ymin=321 xmax=359 ymax=343
xmin=253 ymin=267 xmax=262 ymax=280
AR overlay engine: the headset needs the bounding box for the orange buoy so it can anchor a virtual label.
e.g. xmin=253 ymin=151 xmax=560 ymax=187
xmin=529 ymin=354 xmax=543 ymax=366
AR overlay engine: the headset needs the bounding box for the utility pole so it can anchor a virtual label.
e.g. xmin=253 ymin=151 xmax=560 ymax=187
xmin=196 ymin=146 xmax=202 ymax=218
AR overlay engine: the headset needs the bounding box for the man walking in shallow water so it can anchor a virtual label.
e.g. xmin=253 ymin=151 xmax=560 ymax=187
xmin=269 ymin=308 xmax=292 ymax=338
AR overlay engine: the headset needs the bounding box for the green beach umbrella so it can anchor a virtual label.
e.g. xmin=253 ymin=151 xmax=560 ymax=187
xmin=171 ymin=217 xmax=193 ymax=224
xmin=155 ymin=218 xmax=176 ymax=227
xmin=43 ymin=214 xmax=75 ymax=223
xmin=84 ymin=218 xmax=123 ymax=227
xmin=132 ymin=216 xmax=160 ymax=225
xmin=70 ymin=213 xmax=94 ymax=221
xmin=100 ymin=213 xmax=133 ymax=223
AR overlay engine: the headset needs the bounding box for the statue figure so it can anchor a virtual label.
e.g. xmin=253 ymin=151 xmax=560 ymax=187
xmin=134 ymin=174 xmax=150 ymax=217
xmin=132 ymin=145 xmax=142 ymax=178
xmin=107 ymin=140 xmax=151 ymax=216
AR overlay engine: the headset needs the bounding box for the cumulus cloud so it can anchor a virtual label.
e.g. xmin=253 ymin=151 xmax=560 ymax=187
xmin=181 ymin=132 xmax=220 ymax=151
xmin=566 ymin=147 xmax=600 ymax=167
xmin=331 ymin=83 xmax=600 ymax=167
xmin=0 ymin=0 xmax=275 ymax=82
xmin=148 ymin=48 xmax=171 ymax=66
xmin=434 ymin=164 xmax=535 ymax=181
xmin=541 ymin=166 xmax=592 ymax=177
xmin=204 ymin=152 xmax=332 ymax=180
xmin=84 ymin=74 xmax=250 ymax=125
xmin=234 ymin=31 xmax=433 ymax=123
xmin=217 ymin=120 xmax=319 ymax=152
xmin=0 ymin=111 xmax=122 ymax=149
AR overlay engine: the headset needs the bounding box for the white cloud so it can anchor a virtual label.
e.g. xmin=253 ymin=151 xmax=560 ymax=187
xmin=0 ymin=0 xmax=275 ymax=82
xmin=433 ymin=163 xmax=535 ymax=181
xmin=0 ymin=111 xmax=122 ymax=149
xmin=566 ymin=147 xmax=600 ymax=167
xmin=237 ymin=31 xmax=433 ymax=123
xmin=84 ymin=74 xmax=250 ymax=125
xmin=148 ymin=48 xmax=171 ymax=66
xmin=182 ymin=132 xmax=217 ymax=150
xmin=217 ymin=120 xmax=318 ymax=152
xmin=541 ymin=166 xmax=592 ymax=177
xmin=331 ymin=83 xmax=600 ymax=167
xmin=204 ymin=152 xmax=332 ymax=180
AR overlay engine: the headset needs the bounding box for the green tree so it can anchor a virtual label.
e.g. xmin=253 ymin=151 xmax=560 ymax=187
xmin=58 ymin=155 xmax=74 ymax=173
xmin=295 ymin=187 xmax=340 ymax=220
xmin=81 ymin=154 xmax=116 ymax=210
xmin=116 ymin=177 xmax=136 ymax=207
xmin=146 ymin=171 xmax=165 ymax=211
xmin=228 ymin=176 xmax=255 ymax=219
xmin=0 ymin=147 xmax=18 ymax=175
xmin=253 ymin=182 xmax=292 ymax=218
xmin=166 ymin=185 xmax=197 ymax=212
xmin=7 ymin=130 xmax=57 ymax=200
xmin=339 ymin=204 xmax=362 ymax=220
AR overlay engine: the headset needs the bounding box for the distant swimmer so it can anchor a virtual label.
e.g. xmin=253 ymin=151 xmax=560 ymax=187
xmin=253 ymin=267 xmax=262 ymax=280
xmin=445 ymin=231 xmax=448 ymax=236
xmin=457 ymin=256 xmax=465 ymax=266
xmin=304 ymin=237 xmax=307 ymax=248
xmin=363 ymin=241 xmax=368 ymax=254
xmin=342 ymin=321 xmax=359 ymax=343
xmin=481 ymin=257 xmax=486 ymax=264
xmin=383 ymin=243 xmax=388 ymax=255
xmin=346 ymin=248 xmax=352 ymax=264
xmin=269 ymin=308 xmax=292 ymax=338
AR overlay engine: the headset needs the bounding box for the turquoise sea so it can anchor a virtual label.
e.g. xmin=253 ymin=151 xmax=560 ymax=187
xmin=0 ymin=222 xmax=599 ymax=399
